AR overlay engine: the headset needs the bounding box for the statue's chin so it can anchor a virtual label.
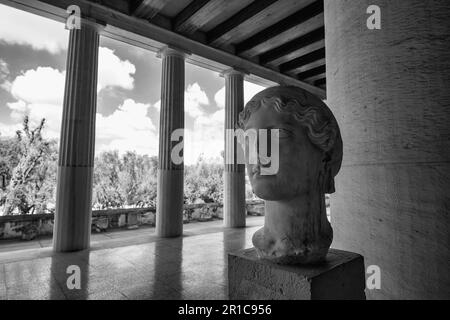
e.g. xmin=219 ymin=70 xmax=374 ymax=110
xmin=251 ymin=184 xmax=293 ymax=202
xmin=252 ymin=227 xmax=331 ymax=265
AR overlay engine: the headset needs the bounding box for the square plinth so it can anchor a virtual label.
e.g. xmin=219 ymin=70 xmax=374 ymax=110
xmin=228 ymin=248 xmax=366 ymax=300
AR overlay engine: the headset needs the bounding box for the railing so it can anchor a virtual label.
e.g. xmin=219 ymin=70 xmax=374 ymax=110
xmin=0 ymin=200 xmax=264 ymax=241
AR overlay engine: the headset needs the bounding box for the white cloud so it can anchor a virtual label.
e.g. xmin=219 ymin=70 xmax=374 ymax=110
xmin=184 ymin=82 xmax=266 ymax=164
xmin=96 ymin=99 xmax=155 ymax=139
xmin=185 ymin=82 xmax=209 ymax=118
xmin=214 ymin=81 xmax=266 ymax=109
xmin=214 ymin=86 xmax=225 ymax=109
xmin=153 ymin=100 xmax=161 ymax=111
xmin=96 ymin=99 xmax=158 ymax=156
xmin=6 ymin=47 xmax=135 ymax=104
xmin=244 ymin=81 xmax=266 ymax=104
xmin=151 ymin=82 xmax=209 ymax=117
xmin=0 ymin=122 xmax=21 ymax=138
xmin=184 ymin=108 xmax=224 ymax=165
xmin=10 ymin=67 xmax=65 ymax=105
xmin=149 ymin=83 xmax=217 ymax=164
xmin=2 ymin=67 xmax=66 ymax=139
xmin=0 ymin=4 xmax=68 ymax=54
xmin=1 ymin=47 xmax=138 ymax=140
xmin=98 ymin=47 xmax=136 ymax=92
xmin=0 ymin=58 xmax=11 ymax=91
xmin=0 ymin=5 xmax=135 ymax=90
xmin=151 ymin=82 xmax=266 ymax=164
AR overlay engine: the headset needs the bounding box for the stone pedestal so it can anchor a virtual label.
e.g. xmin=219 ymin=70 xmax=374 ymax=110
xmin=228 ymin=248 xmax=366 ymax=300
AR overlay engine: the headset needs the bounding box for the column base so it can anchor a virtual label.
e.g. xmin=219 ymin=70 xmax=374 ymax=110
xmin=53 ymin=166 xmax=93 ymax=252
xmin=223 ymin=171 xmax=246 ymax=228
xmin=156 ymin=169 xmax=184 ymax=237
xmin=228 ymin=248 xmax=366 ymax=300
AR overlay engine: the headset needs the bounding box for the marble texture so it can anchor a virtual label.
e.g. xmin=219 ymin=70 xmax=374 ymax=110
xmin=223 ymin=69 xmax=246 ymax=228
xmin=156 ymin=47 xmax=186 ymax=238
xmin=229 ymin=248 xmax=366 ymax=300
xmin=240 ymin=86 xmax=343 ymax=264
xmin=325 ymin=0 xmax=450 ymax=299
xmin=53 ymin=20 xmax=102 ymax=252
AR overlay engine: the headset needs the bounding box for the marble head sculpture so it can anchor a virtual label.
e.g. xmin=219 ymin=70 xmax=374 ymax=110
xmin=239 ymin=86 xmax=343 ymax=265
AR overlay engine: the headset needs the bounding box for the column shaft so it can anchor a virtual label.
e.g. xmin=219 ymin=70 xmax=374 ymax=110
xmin=224 ymin=70 xmax=246 ymax=228
xmin=325 ymin=0 xmax=450 ymax=299
xmin=53 ymin=22 xmax=100 ymax=252
xmin=156 ymin=48 xmax=185 ymax=237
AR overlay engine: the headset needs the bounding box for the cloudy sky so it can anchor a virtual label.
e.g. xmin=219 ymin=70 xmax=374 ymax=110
xmin=0 ymin=4 xmax=265 ymax=165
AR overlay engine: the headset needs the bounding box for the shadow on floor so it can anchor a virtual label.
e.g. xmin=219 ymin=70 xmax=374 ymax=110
xmin=0 ymin=216 xmax=263 ymax=300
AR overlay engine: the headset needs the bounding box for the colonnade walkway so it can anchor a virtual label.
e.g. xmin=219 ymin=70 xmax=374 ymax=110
xmin=0 ymin=216 xmax=263 ymax=300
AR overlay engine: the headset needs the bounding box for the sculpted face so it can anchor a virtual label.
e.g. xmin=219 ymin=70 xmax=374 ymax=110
xmin=243 ymin=98 xmax=324 ymax=201
xmin=239 ymin=86 xmax=342 ymax=264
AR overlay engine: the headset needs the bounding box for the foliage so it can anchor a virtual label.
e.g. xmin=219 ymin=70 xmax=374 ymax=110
xmin=184 ymin=155 xmax=224 ymax=204
xmin=92 ymin=151 xmax=158 ymax=209
xmin=0 ymin=117 xmax=257 ymax=214
xmin=0 ymin=116 xmax=58 ymax=215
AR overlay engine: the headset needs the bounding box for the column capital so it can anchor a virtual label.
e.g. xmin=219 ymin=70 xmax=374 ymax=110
xmin=65 ymin=17 xmax=106 ymax=33
xmin=221 ymin=68 xmax=247 ymax=79
xmin=157 ymin=46 xmax=189 ymax=59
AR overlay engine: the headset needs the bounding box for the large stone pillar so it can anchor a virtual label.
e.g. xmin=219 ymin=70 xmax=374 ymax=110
xmin=223 ymin=69 xmax=246 ymax=228
xmin=156 ymin=47 xmax=185 ymax=237
xmin=53 ymin=20 xmax=102 ymax=252
xmin=325 ymin=0 xmax=450 ymax=299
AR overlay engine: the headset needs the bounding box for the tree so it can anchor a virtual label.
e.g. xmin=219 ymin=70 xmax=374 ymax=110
xmin=184 ymin=155 xmax=224 ymax=204
xmin=118 ymin=152 xmax=158 ymax=207
xmin=0 ymin=134 xmax=20 ymax=190
xmin=92 ymin=150 xmax=123 ymax=209
xmin=92 ymin=151 xmax=159 ymax=209
xmin=1 ymin=116 xmax=57 ymax=215
xmin=133 ymin=155 xmax=158 ymax=207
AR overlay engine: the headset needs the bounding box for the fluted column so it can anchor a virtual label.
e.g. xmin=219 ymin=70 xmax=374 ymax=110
xmin=223 ymin=69 xmax=246 ymax=228
xmin=156 ymin=47 xmax=185 ymax=237
xmin=53 ymin=20 xmax=102 ymax=252
xmin=325 ymin=0 xmax=450 ymax=299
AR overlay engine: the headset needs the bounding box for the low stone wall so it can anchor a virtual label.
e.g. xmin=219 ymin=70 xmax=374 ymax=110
xmin=0 ymin=200 xmax=264 ymax=241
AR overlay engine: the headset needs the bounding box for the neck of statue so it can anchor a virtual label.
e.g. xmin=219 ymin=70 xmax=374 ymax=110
xmin=264 ymin=188 xmax=328 ymax=246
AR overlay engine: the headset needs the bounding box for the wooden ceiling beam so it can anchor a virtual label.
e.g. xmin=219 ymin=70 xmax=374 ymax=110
xmin=235 ymin=0 xmax=323 ymax=56
xmin=297 ymin=65 xmax=326 ymax=81
xmin=288 ymin=58 xmax=325 ymax=75
xmin=130 ymin=0 xmax=166 ymax=19
xmin=304 ymin=73 xmax=326 ymax=83
xmin=206 ymin=0 xmax=278 ymax=45
xmin=1 ymin=0 xmax=326 ymax=97
xmin=314 ymin=78 xmax=326 ymax=87
xmin=173 ymin=0 xmax=211 ymax=33
xmin=279 ymin=47 xmax=325 ymax=73
xmin=259 ymin=27 xmax=324 ymax=65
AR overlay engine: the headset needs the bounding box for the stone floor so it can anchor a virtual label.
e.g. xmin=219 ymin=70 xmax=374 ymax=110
xmin=0 ymin=217 xmax=263 ymax=300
